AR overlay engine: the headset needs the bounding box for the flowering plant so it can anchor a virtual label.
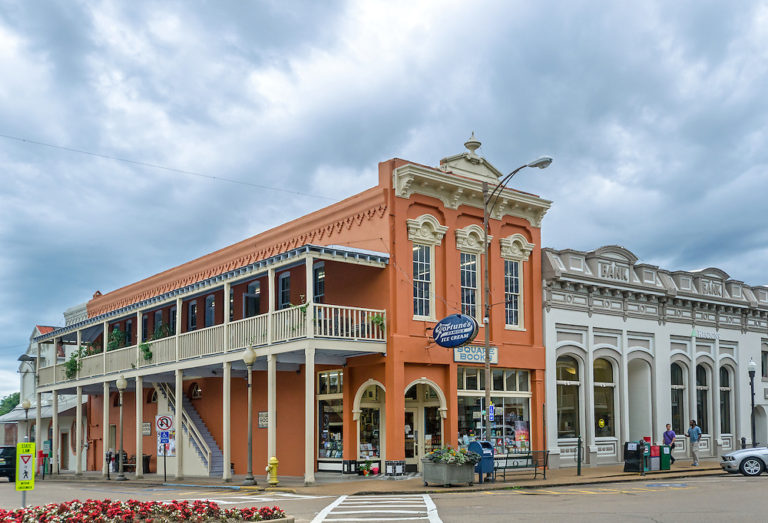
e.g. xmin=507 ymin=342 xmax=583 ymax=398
xmin=423 ymin=446 xmax=481 ymax=465
xmin=0 ymin=498 xmax=286 ymax=522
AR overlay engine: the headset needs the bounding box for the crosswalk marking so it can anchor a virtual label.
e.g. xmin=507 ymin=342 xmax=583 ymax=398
xmin=313 ymin=494 xmax=442 ymax=522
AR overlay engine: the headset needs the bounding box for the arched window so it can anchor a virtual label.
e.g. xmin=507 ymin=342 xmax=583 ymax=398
xmin=593 ymin=358 xmax=615 ymax=437
xmin=146 ymin=389 xmax=157 ymax=404
xmin=205 ymin=295 xmax=215 ymax=328
xmin=189 ymin=382 xmax=202 ymax=400
xmin=670 ymin=363 xmax=685 ymax=433
xmin=556 ymin=355 xmax=581 ymax=438
xmin=720 ymin=367 xmax=732 ymax=434
xmin=696 ymin=364 xmax=709 ymax=433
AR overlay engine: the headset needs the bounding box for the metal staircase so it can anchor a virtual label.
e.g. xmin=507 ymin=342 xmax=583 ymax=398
xmin=156 ymin=383 xmax=224 ymax=477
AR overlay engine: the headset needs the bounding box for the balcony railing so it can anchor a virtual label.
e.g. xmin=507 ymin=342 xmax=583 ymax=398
xmin=38 ymin=303 xmax=385 ymax=387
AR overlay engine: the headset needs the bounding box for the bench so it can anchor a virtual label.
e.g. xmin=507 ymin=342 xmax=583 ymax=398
xmin=494 ymin=450 xmax=549 ymax=481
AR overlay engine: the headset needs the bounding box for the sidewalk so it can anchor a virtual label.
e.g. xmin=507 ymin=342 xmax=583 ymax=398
xmin=41 ymin=458 xmax=726 ymax=496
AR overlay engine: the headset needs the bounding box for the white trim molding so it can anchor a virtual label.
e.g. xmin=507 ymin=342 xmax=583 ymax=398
xmin=500 ymin=233 xmax=535 ymax=262
xmin=406 ymin=214 xmax=448 ymax=246
xmin=455 ymin=224 xmax=491 ymax=255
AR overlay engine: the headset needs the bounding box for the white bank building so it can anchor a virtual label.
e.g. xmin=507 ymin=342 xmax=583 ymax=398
xmin=543 ymin=245 xmax=768 ymax=468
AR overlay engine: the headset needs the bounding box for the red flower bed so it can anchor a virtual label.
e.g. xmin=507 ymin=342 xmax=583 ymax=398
xmin=0 ymin=499 xmax=286 ymax=522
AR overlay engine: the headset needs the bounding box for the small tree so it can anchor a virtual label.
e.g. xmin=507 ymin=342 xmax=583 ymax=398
xmin=0 ymin=392 xmax=19 ymax=416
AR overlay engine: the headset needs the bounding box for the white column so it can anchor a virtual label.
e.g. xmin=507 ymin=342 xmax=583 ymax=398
xmin=102 ymin=382 xmax=110 ymax=476
xmin=304 ymin=346 xmax=316 ymax=485
xmin=175 ymin=297 xmax=182 ymax=361
xmin=224 ymin=282 xmax=231 ymax=351
xmin=712 ymin=343 xmax=721 ymax=456
xmin=267 ymin=353 xmax=276 ymax=459
xmin=135 ymin=375 xmax=144 ymax=478
xmin=305 ymin=256 xmax=314 ymax=338
xmin=222 ymin=361 xmax=231 ymax=481
xmin=34 ymin=392 xmax=42 ymax=448
xmin=584 ymin=326 xmax=596 ymax=464
xmin=75 ymin=386 xmax=83 ymax=475
xmin=52 ymin=391 xmax=59 ymax=474
xmin=175 ymin=369 xmax=184 ymax=479
xmin=689 ymin=341 xmax=697 ymax=457
xmin=103 ymin=323 xmax=108 ymax=373
xmin=267 ymin=268 xmax=275 ymax=344
xmin=136 ymin=311 xmax=143 ymax=368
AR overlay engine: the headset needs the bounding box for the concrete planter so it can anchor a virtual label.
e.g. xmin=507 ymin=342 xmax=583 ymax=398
xmin=422 ymin=459 xmax=475 ymax=486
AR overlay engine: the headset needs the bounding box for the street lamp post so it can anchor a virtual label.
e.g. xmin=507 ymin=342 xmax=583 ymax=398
xmin=482 ymin=155 xmax=552 ymax=442
xmin=748 ymin=358 xmax=757 ymax=448
xmin=115 ymin=375 xmax=127 ymax=481
xmin=21 ymin=399 xmax=31 ymax=442
xmin=242 ymin=346 xmax=257 ymax=486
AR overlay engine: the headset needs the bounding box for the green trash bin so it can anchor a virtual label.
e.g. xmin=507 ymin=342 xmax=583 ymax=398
xmin=660 ymin=445 xmax=671 ymax=470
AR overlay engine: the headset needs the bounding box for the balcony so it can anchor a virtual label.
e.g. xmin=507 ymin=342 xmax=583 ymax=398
xmin=37 ymin=303 xmax=385 ymax=387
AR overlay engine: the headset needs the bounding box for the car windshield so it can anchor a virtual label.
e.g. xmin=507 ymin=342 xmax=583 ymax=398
xmin=0 ymin=447 xmax=14 ymax=457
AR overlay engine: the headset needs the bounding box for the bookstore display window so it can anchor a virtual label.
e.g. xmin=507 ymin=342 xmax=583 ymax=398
xmin=318 ymin=370 xmax=343 ymax=460
xmin=358 ymin=385 xmax=383 ymax=460
xmin=457 ymin=366 xmax=531 ymax=454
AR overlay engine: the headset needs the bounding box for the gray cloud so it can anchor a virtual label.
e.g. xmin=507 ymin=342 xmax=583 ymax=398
xmin=1 ymin=0 xmax=768 ymax=379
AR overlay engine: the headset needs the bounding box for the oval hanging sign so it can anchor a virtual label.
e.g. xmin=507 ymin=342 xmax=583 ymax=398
xmin=433 ymin=314 xmax=479 ymax=348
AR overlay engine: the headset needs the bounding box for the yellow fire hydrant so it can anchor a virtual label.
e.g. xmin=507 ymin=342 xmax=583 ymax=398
xmin=266 ymin=456 xmax=279 ymax=486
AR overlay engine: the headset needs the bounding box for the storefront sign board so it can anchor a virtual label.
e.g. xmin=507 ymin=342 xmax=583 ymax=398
xmin=433 ymin=314 xmax=479 ymax=348
xmin=453 ymin=345 xmax=498 ymax=364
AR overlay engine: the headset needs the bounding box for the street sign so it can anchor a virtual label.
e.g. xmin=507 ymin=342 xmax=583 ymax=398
xmin=160 ymin=430 xmax=170 ymax=443
xmin=16 ymin=442 xmax=35 ymax=491
xmin=156 ymin=415 xmax=174 ymax=432
xmin=489 ymin=404 xmax=495 ymax=422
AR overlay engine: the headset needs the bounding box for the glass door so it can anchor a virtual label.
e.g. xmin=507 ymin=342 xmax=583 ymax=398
xmin=404 ymin=408 xmax=417 ymax=469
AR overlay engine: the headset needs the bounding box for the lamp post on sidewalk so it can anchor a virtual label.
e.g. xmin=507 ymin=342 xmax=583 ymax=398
xmin=748 ymin=358 xmax=757 ymax=448
xmin=21 ymin=399 xmax=31 ymax=442
xmin=242 ymin=345 xmax=257 ymax=485
xmin=115 ymin=375 xmax=127 ymax=481
xmin=481 ymin=148 xmax=552 ymax=442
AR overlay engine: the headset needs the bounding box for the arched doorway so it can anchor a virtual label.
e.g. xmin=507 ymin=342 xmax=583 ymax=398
xmin=404 ymin=381 xmax=446 ymax=472
xmin=627 ymin=358 xmax=653 ymax=441
xmin=353 ymin=381 xmax=386 ymax=471
xmin=755 ymin=406 xmax=768 ymax=447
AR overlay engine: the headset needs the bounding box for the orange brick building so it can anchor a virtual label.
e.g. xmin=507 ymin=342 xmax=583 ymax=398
xmin=31 ymin=136 xmax=551 ymax=482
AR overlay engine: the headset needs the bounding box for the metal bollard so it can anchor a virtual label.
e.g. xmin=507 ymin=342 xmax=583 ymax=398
xmin=577 ymin=435 xmax=582 ymax=476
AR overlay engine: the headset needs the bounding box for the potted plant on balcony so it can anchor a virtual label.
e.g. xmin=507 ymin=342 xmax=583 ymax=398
xmin=422 ymin=446 xmax=480 ymax=487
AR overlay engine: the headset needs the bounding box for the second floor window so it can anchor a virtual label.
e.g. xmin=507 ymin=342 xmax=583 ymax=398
xmin=279 ymin=273 xmax=291 ymax=309
xmin=170 ymin=306 xmax=177 ymax=334
xmin=188 ymin=301 xmax=197 ymax=331
xmin=460 ymin=252 xmax=478 ymax=318
xmin=141 ymin=314 xmax=149 ymax=342
xmin=205 ymin=295 xmax=215 ymax=327
xmin=313 ymin=262 xmax=325 ymax=303
xmin=245 ymin=281 xmax=260 ymax=318
xmin=125 ymin=319 xmax=133 ymax=345
xmin=413 ymin=244 xmax=431 ymax=318
xmin=504 ymin=260 xmax=521 ymax=327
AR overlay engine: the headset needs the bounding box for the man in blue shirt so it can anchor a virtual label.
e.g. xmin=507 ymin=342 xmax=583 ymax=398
xmin=686 ymin=419 xmax=702 ymax=466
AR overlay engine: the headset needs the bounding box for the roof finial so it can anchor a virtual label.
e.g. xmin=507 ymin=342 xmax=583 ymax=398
xmin=464 ymin=132 xmax=481 ymax=156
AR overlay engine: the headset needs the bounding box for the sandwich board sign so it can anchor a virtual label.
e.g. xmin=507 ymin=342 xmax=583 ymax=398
xmin=16 ymin=442 xmax=35 ymax=491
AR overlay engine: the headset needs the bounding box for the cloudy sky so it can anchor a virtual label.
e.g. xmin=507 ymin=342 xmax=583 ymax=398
xmin=1 ymin=1 xmax=767 ymax=397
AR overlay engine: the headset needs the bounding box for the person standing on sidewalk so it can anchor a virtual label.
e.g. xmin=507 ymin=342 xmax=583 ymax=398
xmin=663 ymin=424 xmax=676 ymax=464
xmin=686 ymin=419 xmax=702 ymax=466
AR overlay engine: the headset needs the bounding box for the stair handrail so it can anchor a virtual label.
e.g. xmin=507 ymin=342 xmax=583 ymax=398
xmin=159 ymin=382 xmax=212 ymax=475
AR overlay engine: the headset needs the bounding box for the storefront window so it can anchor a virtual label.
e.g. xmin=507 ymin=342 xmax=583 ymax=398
xmin=720 ymin=366 xmax=732 ymax=434
xmin=359 ymin=407 xmax=380 ymax=459
xmin=593 ymin=358 xmax=615 ymax=437
xmin=457 ymin=396 xmax=531 ymax=454
xmin=318 ymin=370 xmax=343 ymax=460
xmin=696 ymin=364 xmax=709 ymax=433
xmin=556 ymin=355 xmax=580 ymax=439
xmin=671 ymin=362 xmax=685 ymax=433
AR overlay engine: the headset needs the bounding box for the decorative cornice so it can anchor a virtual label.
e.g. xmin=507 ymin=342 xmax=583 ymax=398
xmin=406 ymin=214 xmax=448 ymax=246
xmin=393 ymin=163 xmax=551 ymax=227
xmin=500 ymin=233 xmax=535 ymax=262
xmin=455 ymin=224 xmax=490 ymax=254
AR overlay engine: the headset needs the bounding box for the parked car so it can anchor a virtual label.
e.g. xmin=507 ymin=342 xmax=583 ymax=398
xmin=720 ymin=447 xmax=768 ymax=476
xmin=0 ymin=445 xmax=16 ymax=482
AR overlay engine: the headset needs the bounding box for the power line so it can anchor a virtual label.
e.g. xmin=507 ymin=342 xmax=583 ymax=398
xmin=0 ymin=133 xmax=336 ymax=201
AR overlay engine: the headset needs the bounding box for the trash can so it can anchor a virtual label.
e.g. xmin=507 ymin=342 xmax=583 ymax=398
xmin=643 ymin=441 xmax=650 ymax=472
xmin=468 ymin=440 xmax=495 ymax=484
xmin=660 ymin=445 xmax=671 ymax=470
xmin=623 ymin=441 xmax=644 ymax=472
xmin=143 ymin=454 xmax=152 ymax=473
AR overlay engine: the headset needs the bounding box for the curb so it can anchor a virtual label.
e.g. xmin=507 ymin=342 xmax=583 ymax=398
xmin=348 ymin=469 xmax=725 ymax=496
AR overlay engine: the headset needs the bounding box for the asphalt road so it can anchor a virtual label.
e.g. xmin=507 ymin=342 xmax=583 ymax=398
xmin=2 ymin=475 xmax=768 ymax=522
